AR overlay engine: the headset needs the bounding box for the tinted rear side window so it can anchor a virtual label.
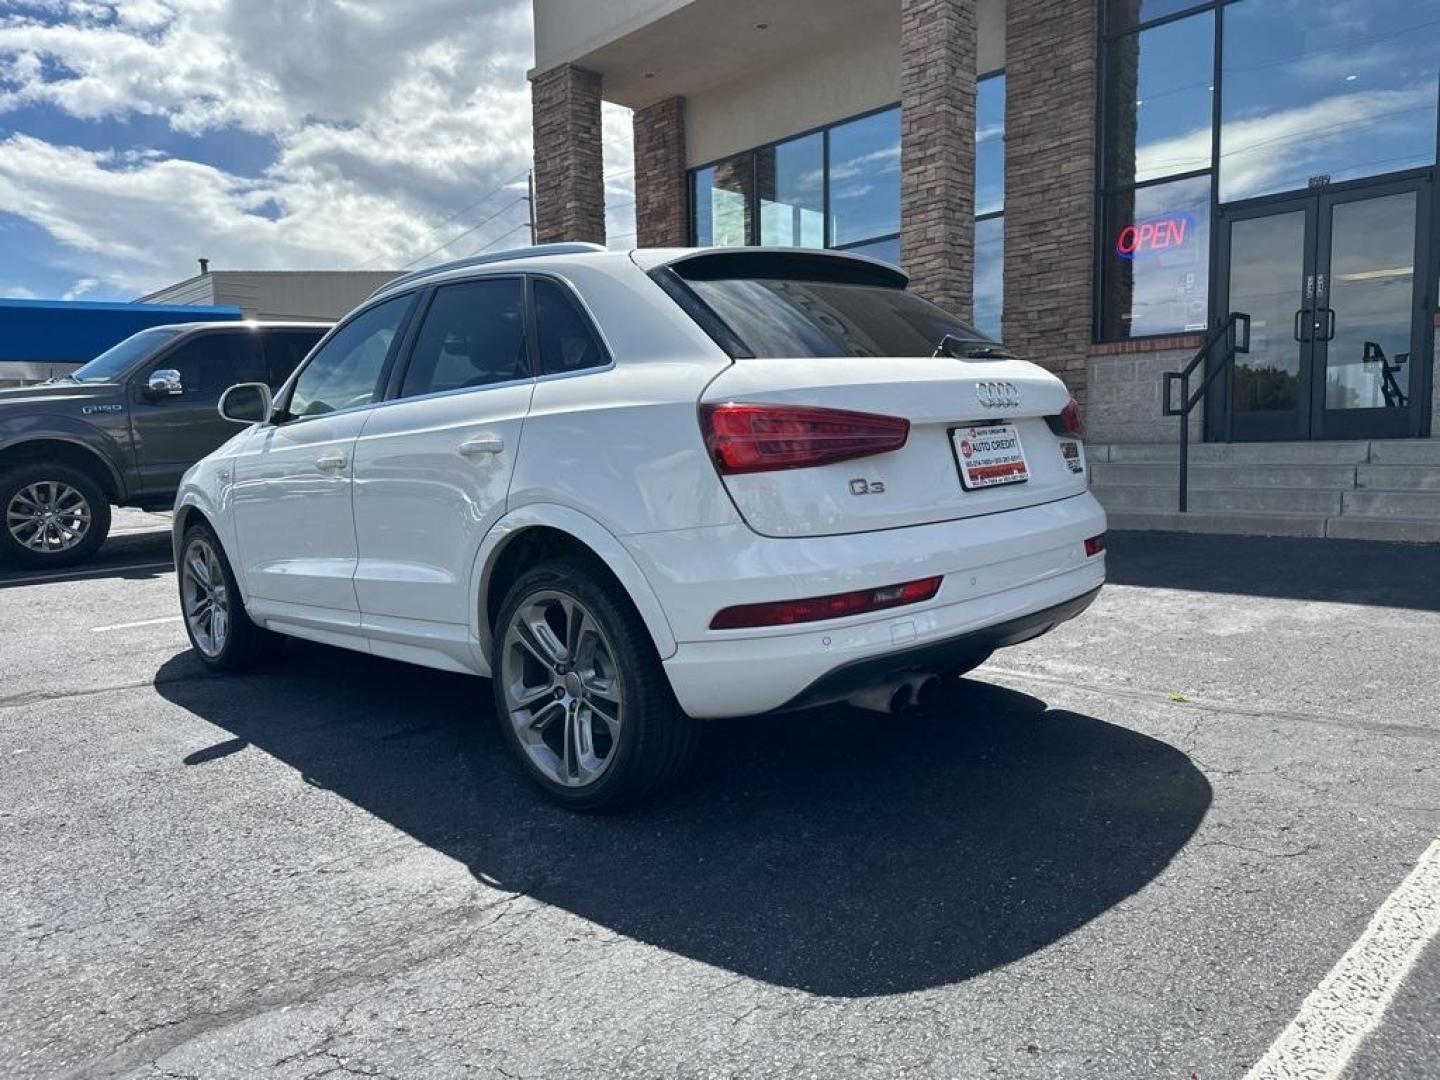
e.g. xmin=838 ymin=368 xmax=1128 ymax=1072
xmin=534 ymin=278 xmax=609 ymax=375
xmin=399 ymin=278 xmax=529 ymax=399
xmin=682 ymin=278 xmax=991 ymax=359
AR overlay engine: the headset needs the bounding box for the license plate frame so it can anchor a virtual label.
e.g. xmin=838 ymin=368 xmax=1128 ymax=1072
xmin=950 ymin=423 xmax=1030 ymax=490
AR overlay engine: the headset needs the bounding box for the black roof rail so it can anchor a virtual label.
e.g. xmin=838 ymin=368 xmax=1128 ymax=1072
xmin=371 ymin=242 xmax=608 ymax=297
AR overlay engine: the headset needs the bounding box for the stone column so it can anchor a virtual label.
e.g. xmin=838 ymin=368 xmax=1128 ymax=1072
xmin=1003 ymin=0 xmax=1100 ymax=405
xmin=900 ymin=0 xmax=977 ymax=320
xmin=633 ymin=96 xmax=688 ymax=247
xmin=531 ymin=64 xmax=605 ymax=246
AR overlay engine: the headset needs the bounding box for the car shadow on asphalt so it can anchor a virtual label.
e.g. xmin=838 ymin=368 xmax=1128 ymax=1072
xmin=0 ymin=529 xmax=172 ymax=590
xmin=1107 ymin=530 xmax=1440 ymax=612
xmin=154 ymin=642 xmax=1211 ymax=998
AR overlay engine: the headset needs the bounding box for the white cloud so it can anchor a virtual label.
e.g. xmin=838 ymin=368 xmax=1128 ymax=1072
xmin=0 ymin=0 xmax=637 ymax=294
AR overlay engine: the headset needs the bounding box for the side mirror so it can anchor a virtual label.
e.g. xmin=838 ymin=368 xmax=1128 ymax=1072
xmin=218 ymin=382 xmax=273 ymax=425
xmin=147 ymin=369 xmax=184 ymax=396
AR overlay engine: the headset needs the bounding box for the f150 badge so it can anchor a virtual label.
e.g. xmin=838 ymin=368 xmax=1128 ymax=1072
xmin=81 ymin=404 xmax=124 ymax=415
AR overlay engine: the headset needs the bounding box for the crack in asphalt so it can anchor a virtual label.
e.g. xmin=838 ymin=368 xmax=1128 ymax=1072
xmin=985 ymin=665 xmax=1440 ymax=743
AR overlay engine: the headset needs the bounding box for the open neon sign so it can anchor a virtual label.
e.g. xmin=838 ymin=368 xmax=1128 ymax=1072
xmin=1115 ymin=212 xmax=1195 ymax=260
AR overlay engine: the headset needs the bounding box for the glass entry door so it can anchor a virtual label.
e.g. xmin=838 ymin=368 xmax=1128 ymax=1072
xmin=1213 ymin=176 xmax=1432 ymax=442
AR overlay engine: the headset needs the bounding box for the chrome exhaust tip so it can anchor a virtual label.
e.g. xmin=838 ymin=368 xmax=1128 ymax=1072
xmin=848 ymin=679 xmax=915 ymax=714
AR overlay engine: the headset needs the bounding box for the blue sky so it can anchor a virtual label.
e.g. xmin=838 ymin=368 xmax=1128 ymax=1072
xmin=0 ymin=0 xmax=635 ymax=302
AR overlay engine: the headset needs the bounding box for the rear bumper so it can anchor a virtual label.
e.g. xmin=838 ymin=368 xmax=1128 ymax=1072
xmin=623 ymin=492 xmax=1106 ymax=718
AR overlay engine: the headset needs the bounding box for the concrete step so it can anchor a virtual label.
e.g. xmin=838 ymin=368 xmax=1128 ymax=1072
xmin=1369 ymin=440 xmax=1440 ymax=465
xmin=1325 ymin=516 xmax=1440 ymax=543
xmin=1091 ymin=462 xmax=1358 ymax=490
xmin=1355 ymin=465 xmax=1440 ymax=492
xmin=1341 ymin=489 xmax=1440 ymax=520
xmin=1100 ymin=441 xmax=1372 ymax=465
xmin=1104 ymin=509 xmax=1329 ymax=538
xmin=1095 ymin=484 xmax=1342 ymax=515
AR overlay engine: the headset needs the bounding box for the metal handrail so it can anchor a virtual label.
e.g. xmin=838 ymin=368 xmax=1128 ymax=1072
xmin=1161 ymin=312 xmax=1251 ymax=513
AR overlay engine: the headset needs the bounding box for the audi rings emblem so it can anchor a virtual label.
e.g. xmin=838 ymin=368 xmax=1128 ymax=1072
xmin=976 ymin=381 xmax=1021 ymax=410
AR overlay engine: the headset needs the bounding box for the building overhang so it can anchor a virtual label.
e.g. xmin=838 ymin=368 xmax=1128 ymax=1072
xmin=532 ymin=0 xmax=898 ymax=109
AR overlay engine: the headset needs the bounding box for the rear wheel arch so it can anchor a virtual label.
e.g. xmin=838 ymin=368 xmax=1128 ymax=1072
xmin=477 ymin=511 xmax=677 ymax=664
xmin=0 ymin=438 xmax=123 ymax=503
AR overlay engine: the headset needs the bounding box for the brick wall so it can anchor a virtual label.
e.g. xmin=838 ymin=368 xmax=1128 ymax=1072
xmin=531 ymin=64 xmax=605 ymax=245
xmin=633 ymin=97 xmax=688 ymax=248
xmin=1003 ymin=0 xmax=1098 ymax=409
xmin=899 ymin=0 xmax=976 ymax=320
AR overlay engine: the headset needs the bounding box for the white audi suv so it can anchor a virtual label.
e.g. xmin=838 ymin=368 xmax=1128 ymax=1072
xmin=174 ymin=244 xmax=1106 ymax=809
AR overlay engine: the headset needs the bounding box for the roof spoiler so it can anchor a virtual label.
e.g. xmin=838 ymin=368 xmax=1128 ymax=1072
xmin=658 ymin=247 xmax=908 ymax=289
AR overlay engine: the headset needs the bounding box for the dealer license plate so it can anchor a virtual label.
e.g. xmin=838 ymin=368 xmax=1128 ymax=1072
xmin=951 ymin=424 xmax=1029 ymax=489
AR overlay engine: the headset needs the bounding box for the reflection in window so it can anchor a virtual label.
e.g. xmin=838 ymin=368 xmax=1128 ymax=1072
xmin=973 ymin=217 xmax=1005 ymax=340
xmin=757 ymin=133 xmax=825 ymax=248
xmin=839 ymin=236 xmax=901 ymax=267
xmin=976 ymin=75 xmax=1006 ymax=216
xmin=828 ymin=108 xmax=902 ymax=246
xmin=1220 ymin=0 xmax=1440 ymax=202
xmin=1103 ymin=10 xmax=1214 ymax=188
xmin=1101 ymin=173 xmax=1211 ymax=339
xmin=693 ymin=156 xmax=752 ymax=247
xmin=1106 ymin=0 xmax=1207 ymax=33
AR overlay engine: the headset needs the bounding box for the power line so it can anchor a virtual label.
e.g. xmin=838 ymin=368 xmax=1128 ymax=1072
xmin=398 ymin=197 xmax=528 ymax=270
xmin=470 ymin=221 xmax=531 ymax=256
xmin=351 ymin=167 xmax=530 ymax=270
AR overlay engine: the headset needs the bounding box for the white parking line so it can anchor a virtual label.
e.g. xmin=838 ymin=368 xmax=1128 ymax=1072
xmin=91 ymin=614 xmax=184 ymax=633
xmin=1244 ymin=838 xmax=1440 ymax=1080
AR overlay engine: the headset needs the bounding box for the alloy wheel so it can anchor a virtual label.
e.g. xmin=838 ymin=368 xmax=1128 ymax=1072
xmin=500 ymin=589 xmax=623 ymax=788
xmin=5 ymin=481 xmax=92 ymax=553
xmin=181 ymin=536 xmax=231 ymax=658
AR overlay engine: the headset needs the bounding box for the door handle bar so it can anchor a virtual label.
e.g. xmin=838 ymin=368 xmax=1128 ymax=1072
xmin=459 ymin=434 xmax=505 ymax=457
xmin=315 ymin=453 xmax=347 ymax=471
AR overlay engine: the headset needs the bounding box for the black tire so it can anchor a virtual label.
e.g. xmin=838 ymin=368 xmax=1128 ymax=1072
xmin=178 ymin=522 xmax=278 ymax=671
xmin=0 ymin=462 xmax=112 ymax=570
xmin=491 ymin=556 xmax=701 ymax=811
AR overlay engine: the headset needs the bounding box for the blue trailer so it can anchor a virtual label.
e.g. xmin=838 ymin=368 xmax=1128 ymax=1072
xmin=0 ymin=298 xmax=243 ymax=386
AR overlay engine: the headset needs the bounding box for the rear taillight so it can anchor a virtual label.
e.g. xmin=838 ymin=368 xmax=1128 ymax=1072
xmin=700 ymin=402 xmax=909 ymax=475
xmin=1085 ymin=533 xmax=1106 ymax=557
xmin=710 ymin=576 xmax=943 ymax=630
xmin=1046 ymin=397 xmax=1084 ymax=439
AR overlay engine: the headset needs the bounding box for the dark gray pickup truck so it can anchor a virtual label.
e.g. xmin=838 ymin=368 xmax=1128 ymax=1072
xmin=0 ymin=320 xmax=328 ymax=569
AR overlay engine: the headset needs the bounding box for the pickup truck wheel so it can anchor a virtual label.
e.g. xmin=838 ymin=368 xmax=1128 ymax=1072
xmin=492 ymin=557 xmax=701 ymax=811
xmin=179 ymin=523 xmax=277 ymax=671
xmin=0 ymin=463 xmax=111 ymax=570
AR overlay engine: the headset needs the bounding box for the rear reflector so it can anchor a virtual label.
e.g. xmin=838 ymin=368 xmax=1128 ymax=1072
xmin=1046 ymin=397 xmax=1085 ymax=439
xmin=1085 ymin=533 xmax=1106 ymax=557
xmin=700 ymin=402 xmax=909 ymax=474
xmin=710 ymin=576 xmax=943 ymax=630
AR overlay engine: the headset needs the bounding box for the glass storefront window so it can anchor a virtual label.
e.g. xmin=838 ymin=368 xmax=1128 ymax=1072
xmin=973 ymin=216 xmax=1005 ymax=341
xmin=839 ymin=236 xmax=901 ymax=267
xmin=1220 ymin=0 xmax=1440 ymax=203
xmin=828 ymin=108 xmax=902 ymax=246
xmin=1106 ymin=0 xmax=1208 ymax=33
xmin=977 ymin=75 xmax=1006 ymax=216
xmin=1103 ymin=10 xmax=1214 ymax=188
xmin=693 ymin=156 xmax=752 ymax=247
xmin=757 ymin=133 xmax=825 ymax=248
xmin=1101 ymin=173 xmax=1211 ymax=339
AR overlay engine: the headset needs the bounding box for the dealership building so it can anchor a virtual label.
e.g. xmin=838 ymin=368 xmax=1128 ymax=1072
xmin=529 ymin=0 xmax=1440 ymax=539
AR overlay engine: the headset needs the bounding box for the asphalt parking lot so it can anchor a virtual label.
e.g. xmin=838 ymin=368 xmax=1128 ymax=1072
xmin=2 ymin=516 xmax=1437 ymax=1080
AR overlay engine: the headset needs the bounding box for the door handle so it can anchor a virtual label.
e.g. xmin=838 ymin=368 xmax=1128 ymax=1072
xmin=315 ymin=453 xmax=347 ymax=472
xmin=1293 ymin=309 xmax=1307 ymax=341
xmin=458 ymin=434 xmax=505 ymax=457
xmin=1320 ymin=307 xmax=1336 ymax=342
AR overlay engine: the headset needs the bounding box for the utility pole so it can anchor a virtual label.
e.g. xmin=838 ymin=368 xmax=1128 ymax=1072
xmin=526 ymin=171 xmax=537 ymax=246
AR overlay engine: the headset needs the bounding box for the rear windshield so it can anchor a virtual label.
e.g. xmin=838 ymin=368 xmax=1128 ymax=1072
xmin=71 ymin=328 xmax=182 ymax=382
xmin=681 ymin=277 xmax=999 ymax=359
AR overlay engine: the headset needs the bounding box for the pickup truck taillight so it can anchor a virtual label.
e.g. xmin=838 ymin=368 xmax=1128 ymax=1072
xmin=700 ymin=402 xmax=910 ymax=475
